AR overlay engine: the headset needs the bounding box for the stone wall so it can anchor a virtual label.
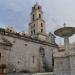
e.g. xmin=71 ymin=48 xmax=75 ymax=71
xmin=54 ymin=49 xmax=75 ymax=75
xmin=0 ymin=34 xmax=56 ymax=73
xmin=7 ymin=73 xmax=31 ymax=75
xmin=7 ymin=72 xmax=53 ymax=75
xmin=33 ymin=72 xmax=54 ymax=75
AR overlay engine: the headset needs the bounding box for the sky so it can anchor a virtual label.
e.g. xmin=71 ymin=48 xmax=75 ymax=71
xmin=0 ymin=0 xmax=75 ymax=45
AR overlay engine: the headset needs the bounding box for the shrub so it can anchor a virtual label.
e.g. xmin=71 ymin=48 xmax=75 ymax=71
xmin=0 ymin=64 xmax=6 ymax=69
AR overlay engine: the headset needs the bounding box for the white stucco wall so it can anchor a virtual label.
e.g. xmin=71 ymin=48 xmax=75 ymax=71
xmin=0 ymin=34 xmax=55 ymax=73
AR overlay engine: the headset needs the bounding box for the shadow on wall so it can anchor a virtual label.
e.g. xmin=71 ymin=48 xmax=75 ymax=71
xmin=43 ymin=62 xmax=53 ymax=72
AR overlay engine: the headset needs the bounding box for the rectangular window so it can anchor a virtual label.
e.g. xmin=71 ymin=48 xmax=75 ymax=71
xmin=41 ymin=23 xmax=43 ymax=27
xmin=34 ymin=30 xmax=35 ymax=34
xmin=34 ymin=24 xmax=35 ymax=27
xmin=32 ymin=56 xmax=34 ymax=64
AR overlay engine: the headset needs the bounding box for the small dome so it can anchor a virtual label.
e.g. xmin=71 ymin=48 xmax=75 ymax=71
xmin=34 ymin=2 xmax=39 ymax=7
xmin=33 ymin=2 xmax=41 ymax=10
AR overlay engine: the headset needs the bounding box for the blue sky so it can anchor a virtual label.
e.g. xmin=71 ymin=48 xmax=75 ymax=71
xmin=0 ymin=0 xmax=75 ymax=44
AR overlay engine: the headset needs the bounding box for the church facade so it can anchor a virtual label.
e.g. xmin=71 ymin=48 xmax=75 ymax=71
xmin=0 ymin=3 xmax=58 ymax=73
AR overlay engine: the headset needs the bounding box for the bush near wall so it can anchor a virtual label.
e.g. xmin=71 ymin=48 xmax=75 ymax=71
xmin=0 ymin=64 xmax=6 ymax=74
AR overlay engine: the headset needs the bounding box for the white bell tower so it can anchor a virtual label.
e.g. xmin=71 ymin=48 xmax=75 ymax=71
xmin=29 ymin=3 xmax=46 ymax=36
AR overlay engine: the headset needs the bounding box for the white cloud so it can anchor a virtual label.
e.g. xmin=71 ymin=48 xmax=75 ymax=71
xmin=0 ymin=0 xmax=75 ymax=44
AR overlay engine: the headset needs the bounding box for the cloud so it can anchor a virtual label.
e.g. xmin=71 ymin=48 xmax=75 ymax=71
xmin=0 ymin=0 xmax=34 ymax=31
xmin=0 ymin=0 xmax=75 ymax=44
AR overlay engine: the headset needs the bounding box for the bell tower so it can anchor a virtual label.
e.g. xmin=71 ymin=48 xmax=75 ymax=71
xmin=29 ymin=3 xmax=46 ymax=36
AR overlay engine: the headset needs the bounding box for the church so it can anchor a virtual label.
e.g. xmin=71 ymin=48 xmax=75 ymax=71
xmin=0 ymin=3 xmax=58 ymax=73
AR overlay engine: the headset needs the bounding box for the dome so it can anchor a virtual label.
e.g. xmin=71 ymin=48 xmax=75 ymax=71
xmin=32 ymin=2 xmax=41 ymax=10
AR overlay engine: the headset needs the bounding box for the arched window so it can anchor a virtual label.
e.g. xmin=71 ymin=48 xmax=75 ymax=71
xmin=39 ymin=14 xmax=41 ymax=18
xmin=52 ymin=53 xmax=54 ymax=67
xmin=32 ymin=56 xmax=35 ymax=64
xmin=39 ymin=47 xmax=45 ymax=57
xmin=41 ymin=29 xmax=43 ymax=32
xmin=33 ymin=14 xmax=34 ymax=20
xmin=41 ymin=23 xmax=43 ymax=27
xmin=34 ymin=29 xmax=35 ymax=34
xmin=38 ymin=6 xmax=40 ymax=9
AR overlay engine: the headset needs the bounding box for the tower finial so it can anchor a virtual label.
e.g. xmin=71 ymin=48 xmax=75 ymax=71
xmin=36 ymin=2 xmax=38 ymax=5
xmin=34 ymin=2 xmax=39 ymax=6
xmin=63 ymin=23 xmax=66 ymax=27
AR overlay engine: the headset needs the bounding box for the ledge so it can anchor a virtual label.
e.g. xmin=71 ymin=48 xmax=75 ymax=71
xmin=0 ymin=28 xmax=58 ymax=48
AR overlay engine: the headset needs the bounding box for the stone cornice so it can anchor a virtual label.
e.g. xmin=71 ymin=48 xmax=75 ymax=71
xmin=0 ymin=42 xmax=13 ymax=48
xmin=0 ymin=31 xmax=58 ymax=48
xmin=0 ymin=42 xmax=13 ymax=47
xmin=29 ymin=19 xmax=45 ymax=25
xmin=31 ymin=9 xmax=43 ymax=15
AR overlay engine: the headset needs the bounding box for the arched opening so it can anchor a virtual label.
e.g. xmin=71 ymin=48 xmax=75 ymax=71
xmin=41 ymin=29 xmax=43 ymax=32
xmin=41 ymin=23 xmax=43 ymax=27
xmin=33 ymin=14 xmax=34 ymax=20
xmin=38 ymin=6 xmax=40 ymax=9
xmin=32 ymin=56 xmax=35 ymax=64
xmin=39 ymin=14 xmax=41 ymax=18
xmin=39 ymin=47 xmax=45 ymax=57
xmin=34 ymin=29 xmax=35 ymax=34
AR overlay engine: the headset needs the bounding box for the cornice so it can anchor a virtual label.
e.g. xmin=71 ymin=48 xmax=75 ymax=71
xmin=0 ymin=31 xmax=58 ymax=48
